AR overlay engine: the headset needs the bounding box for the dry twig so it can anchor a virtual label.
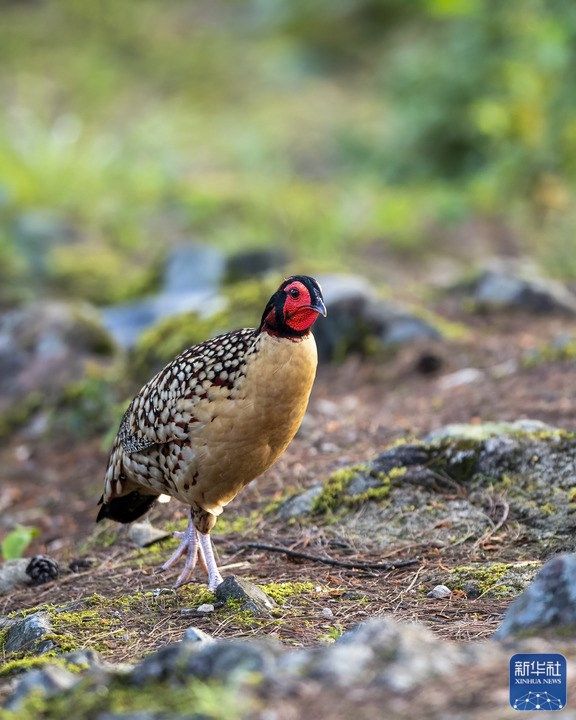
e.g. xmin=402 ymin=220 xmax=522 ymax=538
xmin=237 ymin=542 xmax=419 ymax=571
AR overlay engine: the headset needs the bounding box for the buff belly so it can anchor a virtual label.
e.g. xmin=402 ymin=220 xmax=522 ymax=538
xmin=123 ymin=332 xmax=318 ymax=513
xmin=187 ymin=332 xmax=317 ymax=513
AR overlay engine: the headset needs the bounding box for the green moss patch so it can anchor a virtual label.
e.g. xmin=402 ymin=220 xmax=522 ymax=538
xmin=449 ymin=561 xmax=540 ymax=598
xmin=259 ymin=581 xmax=316 ymax=605
xmin=311 ymin=464 xmax=406 ymax=516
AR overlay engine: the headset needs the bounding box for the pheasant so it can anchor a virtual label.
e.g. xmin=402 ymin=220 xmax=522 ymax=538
xmin=98 ymin=275 xmax=326 ymax=590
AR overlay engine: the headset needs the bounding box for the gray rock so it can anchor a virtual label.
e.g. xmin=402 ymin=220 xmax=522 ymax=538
xmin=4 ymin=611 xmax=54 ymax=654
xmin=214 ymin=575 xmax=277 ymax=616
xmin=62 ymin=648 xmax=106 ymax=670
xmin=427 ymin=585 xmax=452 ymax=599
xmin=309 ymin=420 xmax=576 ymax=558
xmin=130 ymin=636 xmax=280 ymax=685
xmin=424 ymin=418 xmax=553 ymax=443
xmin=128 ymin=522 xmax=171 ymax=548
xmin=0 ymin=301 xmax=116 ymax=433
xmin=287 ymin=617 xmax=472 ymax=691
xmin=495 ymin=554 xmax=576 ymax=639
xmin=101 ymin=292 xmax=224 ymax=349
xmin=183 ymin=639 xmax=281 ymax=682
xmin=102 ymin=245 xmax=225 ymax=348
xmin=0 ymin=558 xmax=31 ymax=595
xmin=225 ymin=248 xmax=288 ymax=283
xmin=365 ymin=301 xmax=441 ymax=345
xmin=276 ymin=485 xmax=323 ymax=519
xmin=129 ymin=642 xmax=193 ymax=685
xmin=292 ymin=642 xmax=374 ymax=687
xmin=101 ymin=297 xmax=159 ymax=349
xmin=4 ymin=665 xmax=79 ymax=711
xmin=466 ymin=266 xmax=576 ymax=315
xmin=313 ymin=274 xmax=441 ymax=362
xmin=163 ymin=244 xmax=225 ymax=295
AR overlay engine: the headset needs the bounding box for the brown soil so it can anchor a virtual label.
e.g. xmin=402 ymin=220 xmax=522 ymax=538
xmin=2 ymin=309 xmax=576 ymax=665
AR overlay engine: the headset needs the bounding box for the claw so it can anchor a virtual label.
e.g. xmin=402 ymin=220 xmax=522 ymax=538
xmin=159 ymin=514 xmax=223 ymax=589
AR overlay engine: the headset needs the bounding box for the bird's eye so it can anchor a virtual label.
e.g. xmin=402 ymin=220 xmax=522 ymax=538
xmin=288 ymin=288 xmax=300 ymax=298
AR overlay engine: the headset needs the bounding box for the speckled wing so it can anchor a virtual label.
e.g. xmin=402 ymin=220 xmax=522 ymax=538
xmin=118 ymin=327 xmax=257 ymax=455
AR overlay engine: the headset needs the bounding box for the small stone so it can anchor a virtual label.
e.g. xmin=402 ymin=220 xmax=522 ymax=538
xmin=427 ymin=585 xmax=452 ymax=599
xmin=215 ymin=575 xmax=277 ymax=616
xmin=196 ymin=603 xmax=215 ymax=614
xmin=127 ymin=522 xmax=171 ymax=548
xmin=183 ymin=627 xmax=215 ymax=644
xmin=180 ymin=604 xmax=215 ymax=617
xmin=0 ymin=558 xmax=31 ymax=595
xmin=4 ymin=611 xmax=54 ymax=654
xmin=438 ymin=368 xmax=484 ymax=391
xmin=463 ymin=581 xmax=481 ymax=599
xmin=414 ymin=352 xmax=443 ymax=375
xmin=68 ymin=557 xmax=94 ymax=573
xmin=14 ymin=444 xmax=31 ymax=462
xmin=321 ymin=607 xmax=335 ymax=619
xmin=26 ymin=555 xmax=59 ymax=585
xmin=276 ymin=485 xmax=323 ymax=520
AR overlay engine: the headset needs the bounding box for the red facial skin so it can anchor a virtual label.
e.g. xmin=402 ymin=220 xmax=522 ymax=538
xmin=282 ymin=281 xmax=319 ymax=332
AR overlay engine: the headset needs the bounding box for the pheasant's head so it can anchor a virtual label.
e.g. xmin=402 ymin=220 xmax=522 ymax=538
xmin=259 ymin=275 xmax=326 ymax=338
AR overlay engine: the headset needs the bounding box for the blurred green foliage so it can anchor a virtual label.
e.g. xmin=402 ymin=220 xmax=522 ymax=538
xmin=1 ymin=0 xmax=576 ymax=307
xmin=1 ymin=525 xmax=38 ymax=561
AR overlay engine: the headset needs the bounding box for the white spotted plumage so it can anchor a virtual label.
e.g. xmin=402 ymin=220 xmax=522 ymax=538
xmin=99 ymin=274 xmax=326 ymax=589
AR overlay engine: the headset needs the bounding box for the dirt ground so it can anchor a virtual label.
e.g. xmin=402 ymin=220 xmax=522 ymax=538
xmin=2 ymin=308 xmax=576 ymax=667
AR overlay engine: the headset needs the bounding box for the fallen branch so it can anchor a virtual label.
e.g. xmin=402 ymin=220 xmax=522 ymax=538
xmin=237 ymin=542 xmax=419 ymax=571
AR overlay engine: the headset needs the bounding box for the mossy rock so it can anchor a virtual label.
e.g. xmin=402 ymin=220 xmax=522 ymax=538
xmin=131 ymin=277 xmax=277 ymax=381
xmin=47 ymin=242 xmax=159 ymax=306
xmin=310 ymin=464 xmax=406 ymax=516
xmin=449 ymin=561 xmax=540 ymax=599
xmin=0 ymin=301 xmax=120 ymax=439
xmin=293 ymin=421 xmax=576 ymax=556
xmin=2 ymin=673 xmax=245 ymax=720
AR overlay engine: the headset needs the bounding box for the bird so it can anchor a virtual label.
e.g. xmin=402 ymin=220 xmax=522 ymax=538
xmin=97 ymin=275 xmax=326 ymax=590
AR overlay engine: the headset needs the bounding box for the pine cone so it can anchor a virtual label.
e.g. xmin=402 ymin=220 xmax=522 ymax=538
xmin=26 ymin=555 xmax=59 ymax=585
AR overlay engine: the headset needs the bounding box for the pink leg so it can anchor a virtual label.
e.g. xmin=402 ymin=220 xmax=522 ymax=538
xmin=161 ymin=515 xmax=199 ymax=587
xmin=198 ymin=532 xmax=224 ymax=591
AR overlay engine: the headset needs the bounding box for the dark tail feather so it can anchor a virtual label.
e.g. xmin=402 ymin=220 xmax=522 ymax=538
xmin=96 ymin=491 xmax=159 ymax=524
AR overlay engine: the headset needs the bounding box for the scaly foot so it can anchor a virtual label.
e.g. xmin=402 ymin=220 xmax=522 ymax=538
xmin=160 ymin=516 xmax=223 ymax=589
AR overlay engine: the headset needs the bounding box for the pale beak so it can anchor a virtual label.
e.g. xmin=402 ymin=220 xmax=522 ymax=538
xmin=310 ymin=298 xmax=327 ymax=317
